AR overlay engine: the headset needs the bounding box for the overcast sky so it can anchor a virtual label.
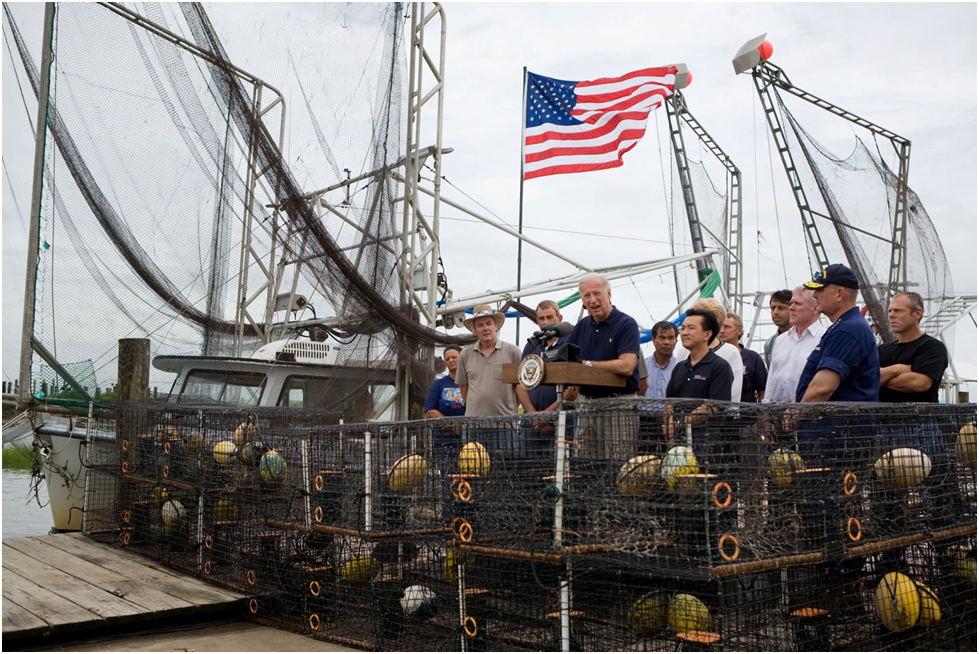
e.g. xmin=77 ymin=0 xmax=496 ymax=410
xmin=432 ymin=2 xmax=978 ymax=383
xmin=3 ymin=2 xmax=976 ymax=391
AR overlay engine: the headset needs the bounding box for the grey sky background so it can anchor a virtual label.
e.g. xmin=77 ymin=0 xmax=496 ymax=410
xmin=438 ymin=2 xmax=977 ymax=390
xmin=3 ymin=2 xmax=976 ymax=393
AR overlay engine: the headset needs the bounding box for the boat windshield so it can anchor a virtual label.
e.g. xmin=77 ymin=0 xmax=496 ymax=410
xmin=279 ymin=375 xmax=385 ymax=422
xmin=177 ymin=370 xmax=266 ymax=406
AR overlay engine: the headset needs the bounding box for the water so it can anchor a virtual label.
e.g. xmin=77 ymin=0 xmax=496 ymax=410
xmin=2 ymin=468 xmax=54 ymax=538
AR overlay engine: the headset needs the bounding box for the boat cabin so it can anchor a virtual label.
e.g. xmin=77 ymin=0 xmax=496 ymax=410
xmin=154 ymin=339 xmax=397 ymax=422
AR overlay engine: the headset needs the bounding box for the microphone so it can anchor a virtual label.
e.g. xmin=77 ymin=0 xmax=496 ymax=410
xmin=527 ymin=322 xmax=573 ymax=346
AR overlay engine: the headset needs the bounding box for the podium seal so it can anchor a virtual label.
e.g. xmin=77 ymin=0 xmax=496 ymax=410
xmin=517 ymin=354 xmax=545 ymax=390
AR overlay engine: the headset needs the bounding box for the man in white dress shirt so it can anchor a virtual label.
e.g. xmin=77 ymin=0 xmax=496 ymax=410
xmin=763 ymin=286 xmax=825 ymax=403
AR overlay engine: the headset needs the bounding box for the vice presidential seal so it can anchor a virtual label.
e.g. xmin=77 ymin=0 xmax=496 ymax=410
xmin=518 ymin=354 xmax=545 ymax=390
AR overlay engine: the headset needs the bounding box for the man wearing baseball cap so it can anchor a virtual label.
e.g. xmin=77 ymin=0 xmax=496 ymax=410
xmin=794 ymin=264 xmax=880 ymax=402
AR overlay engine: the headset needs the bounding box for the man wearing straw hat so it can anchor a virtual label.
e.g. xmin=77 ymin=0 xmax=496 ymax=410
xmin=456 ymin=304 xmax=532 ymax=417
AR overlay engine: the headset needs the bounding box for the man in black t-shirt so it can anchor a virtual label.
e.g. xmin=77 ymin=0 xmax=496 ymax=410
xmin=878 ymin=292 xmax=948 ymax=403
xmin=878 ymin=297 xmax=955 ymax=564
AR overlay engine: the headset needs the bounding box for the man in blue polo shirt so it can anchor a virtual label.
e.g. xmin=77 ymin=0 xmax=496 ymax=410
xmin=566 ymin=273 xmax=640 ymax=460
xmin=522 ymin=299 xmax=573 ymax=412
xmin=795 ymin=264 xmax=879 ymax=403
xmin=792 ymin=265 xmax=878 ymax=596
xmin=568 ymin=273 xmax=641 ymax=398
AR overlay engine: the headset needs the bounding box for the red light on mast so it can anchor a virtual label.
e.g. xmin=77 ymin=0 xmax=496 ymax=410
xmin=758 ymin=40 xmax=774 ymax=61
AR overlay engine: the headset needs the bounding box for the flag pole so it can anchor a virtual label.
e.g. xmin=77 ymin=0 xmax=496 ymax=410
xmin=516 ymin=66 xmax=527 ymax=345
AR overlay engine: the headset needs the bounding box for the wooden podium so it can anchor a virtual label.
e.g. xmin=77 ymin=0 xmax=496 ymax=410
xmin=501 ymin=361 xmax=627 ymax=389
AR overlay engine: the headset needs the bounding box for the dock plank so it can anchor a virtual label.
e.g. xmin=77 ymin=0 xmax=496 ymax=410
xmin=3 ymin=534 xmax=247 ymax=646
xmin=38 ymin=533 xmax=242 ymax=608
xmin=1 ymin=545 xmax=146 ymax=622
xmin=2 ymin=569 xmax=103 ymax=632
xmin=9 ymin=536 xmax=194 ymax=613
xmin=1 ymin=595 xmax=51 ymax=640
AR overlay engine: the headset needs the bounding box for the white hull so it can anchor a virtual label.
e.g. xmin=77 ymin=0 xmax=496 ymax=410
xmin=34 ymin=419 xmax=87 ymax=531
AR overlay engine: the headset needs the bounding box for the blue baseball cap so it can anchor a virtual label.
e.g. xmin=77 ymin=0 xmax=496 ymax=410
xmin=804 ymin=264 xmax=860 ymax=290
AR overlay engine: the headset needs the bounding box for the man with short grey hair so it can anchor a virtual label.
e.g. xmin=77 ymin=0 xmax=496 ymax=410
xmin=795 ymin=264 xmax=879 ymax=402
xmin=878 ymin=291 xmax=948 ymax=403
xmin=763 ymin=286 xmax=824 ymax=403
xmin=568 ymin=273 xmax=641 ymax=398
xmin=567 ymin=273 xmax=642 ymax=460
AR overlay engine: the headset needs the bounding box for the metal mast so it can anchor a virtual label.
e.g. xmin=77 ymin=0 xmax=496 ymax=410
xmin=275 ymin=3 xmax=446 ymax=420
xmin=665 ymin=88 xmax=743 ymax=314
xmin=664 ymin=90 xmax=708 ymax=273
xmin=397 ymin=2 xmax=447 ymax=420
xmin=734 ymin=35 xmax=911 ymax=342
xmin=235 ymin=79 xmax=287 ymax=356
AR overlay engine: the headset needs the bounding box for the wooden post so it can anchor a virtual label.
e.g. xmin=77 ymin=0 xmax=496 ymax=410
xmin=117 ymin=339 xmax=150 ymax=400
xmin=18 ymin=3 xmax=56 ymax=408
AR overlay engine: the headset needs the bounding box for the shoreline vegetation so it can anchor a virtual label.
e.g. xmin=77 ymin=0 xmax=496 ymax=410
xmin=2 ymin=443 xmax=37 ymax=470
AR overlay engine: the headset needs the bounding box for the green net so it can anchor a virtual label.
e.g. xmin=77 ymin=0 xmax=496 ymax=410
xmin=36 ymin=359 xmax=97 ymax=401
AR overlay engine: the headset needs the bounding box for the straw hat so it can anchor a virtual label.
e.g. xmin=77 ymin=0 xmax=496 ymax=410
xmin=463 ymin=304 xmax=505 ymax=332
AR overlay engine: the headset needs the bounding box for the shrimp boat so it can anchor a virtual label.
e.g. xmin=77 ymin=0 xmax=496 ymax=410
xmin=7 ymin=5 xmax=971 ymax=536
xmin=31 ymin=337 xmax=400 ymax=530
xmin=8 ymin=3 xmax=698 ymax=532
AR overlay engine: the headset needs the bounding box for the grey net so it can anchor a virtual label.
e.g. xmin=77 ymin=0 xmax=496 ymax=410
xmin=4 ymin=2 xmax=464 ymax=407
xmin=668 ymin=153 xmax=732 ymax=304
xmin=775 ymin=94 xmax=954 ymax=338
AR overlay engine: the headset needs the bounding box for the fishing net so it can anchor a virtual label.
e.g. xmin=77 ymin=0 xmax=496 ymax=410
xmin=774 ymin=93 xmax=954 ymax=343
xmin=666 ymin=120 xmax=736 ymax=309
xmin=4 ymin=2 xmax=460 ymax=409
xmin=83 ymin=400 xmax=977 ymax=651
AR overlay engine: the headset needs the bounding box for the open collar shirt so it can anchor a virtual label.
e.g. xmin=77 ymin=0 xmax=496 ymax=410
xmin=643 ymin=353 xmax=677 ymax=399
xmin=763 ymin=320 xmax=826 ymax=403
xmin=794 ymin=306 xmax=879 ymax=402
xmin=456 ymin=340 xmax=523 ymax=416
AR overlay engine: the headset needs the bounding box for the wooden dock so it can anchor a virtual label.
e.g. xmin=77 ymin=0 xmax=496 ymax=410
xmin=2 ymin=532 xmax=245 ymax=647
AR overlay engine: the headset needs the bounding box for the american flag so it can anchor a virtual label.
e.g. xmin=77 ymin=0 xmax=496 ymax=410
xmin=524 ymin=67 xmax=678 ymax=180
